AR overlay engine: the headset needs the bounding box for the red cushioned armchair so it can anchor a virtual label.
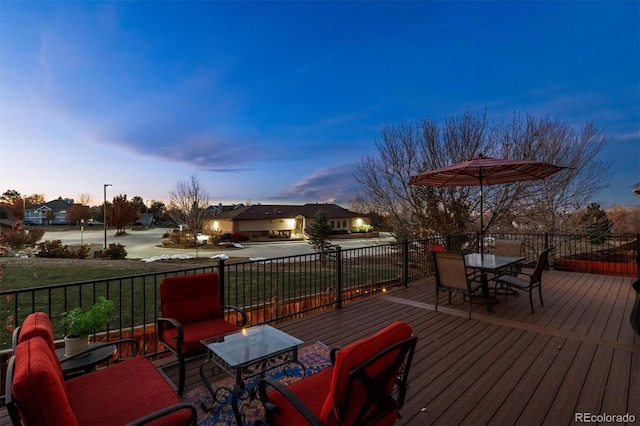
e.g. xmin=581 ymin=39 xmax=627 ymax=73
xmin=6 ymin=313 xmax=196 ymax=426
xmin=158 ymin=272 xmax=247 ymax=396
xmin=258 ymin=321 xmax=418 ymax=426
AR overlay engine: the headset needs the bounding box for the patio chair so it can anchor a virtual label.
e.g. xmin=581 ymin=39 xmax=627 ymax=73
xmin=494 ymin=239 xmax=524 ymax=276
xmin=433 ymin=250 xmax=491 ymax=319
xmin=258 ymin=321 xmax=417 ymax=426
xmin=158 ymin=272 xmax=247 ymax=396
xmin=495 ymin=247 xmax=555 ymax=314
xmin=6 ymin=314 xmax=196 ymax=426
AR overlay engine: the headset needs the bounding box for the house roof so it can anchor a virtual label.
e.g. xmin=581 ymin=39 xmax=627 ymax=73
xmin=0 ymin=219 xmax=15 ymax=228
xmin=205 ymin=203 xmax=245 ymax=214
xmin=213 ymin=203 xmax=362 ymax=221
xmin=31 ymin=199 xmax=73 ymax=211
xmin=134 ymin=213 xmax=155 ymax=226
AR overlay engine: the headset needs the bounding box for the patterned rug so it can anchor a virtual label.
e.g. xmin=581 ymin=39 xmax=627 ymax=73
xmin=184 ymin=341 xmax=331 ymax=425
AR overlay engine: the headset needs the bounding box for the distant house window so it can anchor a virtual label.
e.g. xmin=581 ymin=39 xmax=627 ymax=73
xmin=336 ymin=221 xmax=340 ymax=228
xmin=330 ymin=220 xmax=335 ymax=228
xmin=343 ymin=220 xmax=347 ymax=228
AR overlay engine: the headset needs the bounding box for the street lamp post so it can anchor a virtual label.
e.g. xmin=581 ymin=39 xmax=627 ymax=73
xmin=103 ymin=184 xmax=112 ymax=249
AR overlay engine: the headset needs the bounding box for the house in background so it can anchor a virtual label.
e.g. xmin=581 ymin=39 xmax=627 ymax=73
xmin=134 ymin=213 xmax=155 ymax=227
xmin=24 ymin=198 xmax=74 ymax=225
xmin=204 ymin=203 xmax=245 ymax=216
xmin=203 ymin=203 xmax=371 ymax=238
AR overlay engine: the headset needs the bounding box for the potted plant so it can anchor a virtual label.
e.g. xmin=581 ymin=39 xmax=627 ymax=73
xmin=61 ymin=296 xmax=115 ymax=357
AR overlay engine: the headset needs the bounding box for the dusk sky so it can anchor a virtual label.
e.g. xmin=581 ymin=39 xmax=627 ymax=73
xmin=1 ymin=1 xmax=638 ymax=209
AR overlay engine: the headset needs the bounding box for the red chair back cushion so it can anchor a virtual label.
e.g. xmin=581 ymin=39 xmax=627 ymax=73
xmin=12 ymin=337 xmax=77 ymax=425
xmin=320 ymin=321 xmax=413 ymax=425
xmin=17 ymin=312 xmax=65 ymax=381
xmin=18 ymin=312 xmax=56 ymax=353
xmin=160 ymin=273 xmax=223 ymax=326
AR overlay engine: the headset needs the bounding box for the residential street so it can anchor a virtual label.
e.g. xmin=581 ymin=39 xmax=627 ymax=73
xmin=40 ymin=227 xmax=395 ymax=260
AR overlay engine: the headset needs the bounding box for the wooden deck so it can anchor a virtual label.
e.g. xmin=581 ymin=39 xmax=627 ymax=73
xmin=4 ymin=270 xmax=638 ymax=425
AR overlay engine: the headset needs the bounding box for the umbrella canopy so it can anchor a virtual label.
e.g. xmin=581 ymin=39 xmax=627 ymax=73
xmin=408 ymin=157 xmax=566 ymax=187
xmin=409 ymin=156 xmax=566 ymax=253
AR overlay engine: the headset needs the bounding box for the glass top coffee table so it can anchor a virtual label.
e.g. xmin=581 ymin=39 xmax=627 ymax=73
xmin=199 ymin=325 xmax=303 ymax=425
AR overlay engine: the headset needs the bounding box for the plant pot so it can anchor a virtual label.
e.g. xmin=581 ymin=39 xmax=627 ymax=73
xmin=64 ymin=335 xmax=89 ymax=357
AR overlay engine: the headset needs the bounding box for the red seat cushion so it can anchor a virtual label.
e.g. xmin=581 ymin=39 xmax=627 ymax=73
xmin=161 ymin=318 xmax=241 ymax=356
xmin=320 ymin=321 xmax=413 ymax=425
xmin=67 ymin=356 xmax=192 ymax=426
xmin=266 ymin=367 xmax=334 ymax=425
xmin=12 ymin=337 xmax=77 ymax=426
xmin=160 ymin=273 xmax=224 ymax=325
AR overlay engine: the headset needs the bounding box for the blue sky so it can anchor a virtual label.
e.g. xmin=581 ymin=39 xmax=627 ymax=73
xmin=1 ymin=1 xmax=638 ymax=208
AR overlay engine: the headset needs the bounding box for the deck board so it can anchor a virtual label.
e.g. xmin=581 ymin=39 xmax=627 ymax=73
xmin=543 ymin=341 xmax=597 ymax=424
xmin=1 ymin=270 xmax=637 ymax=425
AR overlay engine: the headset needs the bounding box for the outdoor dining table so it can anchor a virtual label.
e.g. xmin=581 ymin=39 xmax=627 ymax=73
xmin=464 ymin=253 xmax=526 ymax=303
xmin=464 ymin=253 xmax=525 ymax=273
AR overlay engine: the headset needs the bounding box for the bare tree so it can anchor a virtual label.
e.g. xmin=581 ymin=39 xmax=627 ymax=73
xmin=79 ymin=193 xmax=92 ymax=206
xmin=354 ymin=110 xmax=611 ymax=239
xmin=491 ymin=114 xmax=610 ymax=233
xmin=355 ymin=111 xmax=490 ymax=240
xmin=607 ymin=206 xmax=640 ymax=235
xmin=168 ymin=174 xmax=211 ymax=245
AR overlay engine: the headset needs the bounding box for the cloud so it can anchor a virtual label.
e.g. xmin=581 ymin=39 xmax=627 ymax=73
xmin=612 ymin=130 xmax=640 ymax=141
xmin=273 ymin=163 xmax=359 ymax=205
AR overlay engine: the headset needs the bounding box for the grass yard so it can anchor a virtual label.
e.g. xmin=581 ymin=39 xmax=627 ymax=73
xmin=0 ymin=256 xmax=252 ymax=290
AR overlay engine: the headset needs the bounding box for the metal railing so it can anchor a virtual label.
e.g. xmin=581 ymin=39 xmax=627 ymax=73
xmin=0 ymin=240 xmax=435 ymax=355
xmin=0 ymin=234 xmax=637 ymax=355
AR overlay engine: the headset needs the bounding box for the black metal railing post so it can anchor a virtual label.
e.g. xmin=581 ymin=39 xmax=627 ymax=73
xmin=219 ymin=258 xmax=226 ymax=306
xmin=335 ymin=246 xmax=343 ymax=309
xmin=544 ymin=232 xmax=549 ymax=251
xmin=636 ymin=234 xmax=640 ymax=280
xmin=402 ymin=240 xmax=409 ymax=287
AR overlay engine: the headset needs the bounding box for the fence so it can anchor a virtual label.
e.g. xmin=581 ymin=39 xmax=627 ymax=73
xmin=0 ymin=240 xmax=433 ymax=355
xmin=0 ymin=233 xmax=637 ymax=356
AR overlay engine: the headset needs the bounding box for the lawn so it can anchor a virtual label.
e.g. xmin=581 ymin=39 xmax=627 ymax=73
xmin=0 ymin=256 xmax=246 ymax=290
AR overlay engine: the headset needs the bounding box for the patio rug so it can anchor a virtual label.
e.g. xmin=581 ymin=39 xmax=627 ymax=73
xmin=184 ymin=341 xmax=332 ymax=425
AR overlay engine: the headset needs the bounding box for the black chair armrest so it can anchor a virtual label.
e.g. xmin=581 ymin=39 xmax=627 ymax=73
xmin=125 ymin=401 xmax=197 ymax=426
xmin=157 ymin=317 xmax=184 ymax=347
xmin=222 ymin=305 xmax=248 ymax=327
xmin=258 ymin=377 xmax=323 ymax=426
xmin=330 ymin=347 xmax=340 ymax=365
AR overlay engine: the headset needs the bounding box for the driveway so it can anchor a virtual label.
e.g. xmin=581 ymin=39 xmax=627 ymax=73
xmin=40 ymin=227 xmax=396 ymax=260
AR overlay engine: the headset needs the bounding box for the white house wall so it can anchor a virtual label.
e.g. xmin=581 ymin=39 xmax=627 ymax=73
xmin=203 ymin=215 xmax=370 ymax=235
xmin=237 ymin=218 xmax=296 ymax=233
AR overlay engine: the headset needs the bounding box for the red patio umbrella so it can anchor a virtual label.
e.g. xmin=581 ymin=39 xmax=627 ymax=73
xmin=409 ymin=156 xmax=566 ymax=253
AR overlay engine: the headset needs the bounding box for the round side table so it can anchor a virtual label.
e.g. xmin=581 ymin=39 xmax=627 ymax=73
xmin=56 ymin=342 xmax=117 ymax=379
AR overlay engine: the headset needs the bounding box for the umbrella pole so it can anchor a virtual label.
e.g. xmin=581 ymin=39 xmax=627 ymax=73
xmin=479 ymin=171 xmax=484 ymax=258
